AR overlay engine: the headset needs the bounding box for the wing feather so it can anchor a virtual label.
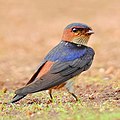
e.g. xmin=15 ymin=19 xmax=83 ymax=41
xmin=26 ymin=60 xmax=46 ymax=85
xmin=15 ymin=47 xmax=95 ymax=96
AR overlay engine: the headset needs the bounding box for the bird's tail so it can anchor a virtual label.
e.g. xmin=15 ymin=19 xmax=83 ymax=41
xmin=10 ymin=94 xmax=26 ymax=103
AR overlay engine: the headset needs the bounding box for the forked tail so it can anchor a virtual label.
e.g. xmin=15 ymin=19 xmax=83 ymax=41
xmin=10 ymin=94 xmax=26 ymax=103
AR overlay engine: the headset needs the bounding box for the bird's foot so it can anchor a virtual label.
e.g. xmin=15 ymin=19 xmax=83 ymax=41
xmin=46 ymin=99 xmax=53 ymax=104
xmin=76 ymin=98 xmax=83 ymax=106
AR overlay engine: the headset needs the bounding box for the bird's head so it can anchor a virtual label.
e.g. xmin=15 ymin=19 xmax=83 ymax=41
xmin=62 ymin=23 xmax=94 ymax=45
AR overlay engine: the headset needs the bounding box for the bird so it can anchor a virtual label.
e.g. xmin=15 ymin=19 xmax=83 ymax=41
xmin=10 ymin=23 xmax=95 ymax=103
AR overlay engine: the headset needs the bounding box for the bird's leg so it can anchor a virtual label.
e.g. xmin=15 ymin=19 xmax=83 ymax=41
xmin=66 ymin=88 xmax=78 ymax=101
xmin=65 ymin=80 xmax=78 ymax=101
xmin=48 ymin=89 xmax=53 ymax=100
xmin=70 ymin=93 xmax=78 ymax=101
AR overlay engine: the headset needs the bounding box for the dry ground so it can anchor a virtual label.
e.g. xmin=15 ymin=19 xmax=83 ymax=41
xmin=0 ymin=0 xmax=120 ymax=119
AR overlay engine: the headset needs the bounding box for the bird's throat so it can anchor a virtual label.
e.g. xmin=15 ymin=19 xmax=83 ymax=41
xmin=71 ymin=36 xmax=89 ymax=45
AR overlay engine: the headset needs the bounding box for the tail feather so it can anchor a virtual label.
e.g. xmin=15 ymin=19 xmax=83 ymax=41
xmin=10 ymin=94 xmax=26 ymax=103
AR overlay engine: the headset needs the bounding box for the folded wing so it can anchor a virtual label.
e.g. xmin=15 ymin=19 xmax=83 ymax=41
xmin=15 ymin=48 xmax=94 ymax=96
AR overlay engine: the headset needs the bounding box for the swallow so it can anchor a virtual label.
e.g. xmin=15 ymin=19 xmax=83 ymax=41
xmin=10 ymin=23 xmax=95 ymax=103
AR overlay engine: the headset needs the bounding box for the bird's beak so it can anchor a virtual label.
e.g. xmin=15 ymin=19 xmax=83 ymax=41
xmin=86 ymin=30 xmax=94 ymax=35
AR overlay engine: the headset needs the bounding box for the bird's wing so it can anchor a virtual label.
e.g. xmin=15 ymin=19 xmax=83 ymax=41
xmin=15 ymin=50 xmax=94 ymax=96
xmin=50 ymin=53 xmax=93 ymax=76
xmin=26 ymin=60 xmax=47 ymax=85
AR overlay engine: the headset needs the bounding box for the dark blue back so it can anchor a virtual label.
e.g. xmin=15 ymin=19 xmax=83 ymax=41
xmin=45 ymin=41 xmax=88 ymax=62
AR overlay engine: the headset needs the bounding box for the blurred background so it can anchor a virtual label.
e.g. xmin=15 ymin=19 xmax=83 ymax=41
xmin=0 ymin=0 xmax=120 ymax=89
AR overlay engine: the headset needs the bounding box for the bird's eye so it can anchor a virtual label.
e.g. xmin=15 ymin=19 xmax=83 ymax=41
xmin=72 ymin=28 xmax=79 ymax=33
